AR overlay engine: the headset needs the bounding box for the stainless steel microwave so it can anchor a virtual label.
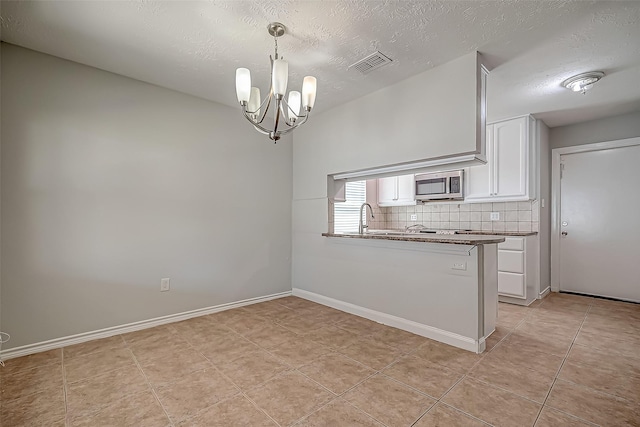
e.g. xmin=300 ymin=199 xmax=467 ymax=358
xmin=414 ymin=170 xmax=464 ymax=201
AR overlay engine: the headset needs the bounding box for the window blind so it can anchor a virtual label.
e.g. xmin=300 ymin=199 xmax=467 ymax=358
xmin=334 ymin=180 xmax=367 ymax=233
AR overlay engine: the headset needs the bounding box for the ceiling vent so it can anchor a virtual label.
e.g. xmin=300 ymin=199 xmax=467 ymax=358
xmin=349 ymin=51 xmax=393 ymax=74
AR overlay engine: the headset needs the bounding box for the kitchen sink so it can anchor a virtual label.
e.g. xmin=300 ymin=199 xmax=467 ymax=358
xmin=365 ymin=229 xmax=462 ymax=236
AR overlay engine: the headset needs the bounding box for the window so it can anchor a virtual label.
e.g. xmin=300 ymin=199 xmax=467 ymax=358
xmin=334 ymin=180 xmax=367 ymax=233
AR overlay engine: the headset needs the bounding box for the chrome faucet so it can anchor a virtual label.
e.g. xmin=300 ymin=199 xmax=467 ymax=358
xmin=359 ymin=203 xmax=375 ymax=234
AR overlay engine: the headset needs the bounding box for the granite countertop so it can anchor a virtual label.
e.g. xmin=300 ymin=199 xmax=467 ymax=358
xmin=456 ymin=230 xmax=538 ymax=237
xmin=322 ymin=232 xmax=506 ymax=245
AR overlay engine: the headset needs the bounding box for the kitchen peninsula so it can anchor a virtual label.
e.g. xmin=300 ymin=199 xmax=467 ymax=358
xmin=299 ymin=232 xmax=505 ymax=353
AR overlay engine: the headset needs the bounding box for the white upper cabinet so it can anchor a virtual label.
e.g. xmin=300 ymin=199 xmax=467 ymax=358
xmin=465 ymin=115 xmax=536 ymax=202
xmin=466 ymin=125 xmax=493 ymax=199
xmin=378 ymin=174 xmax=416 ymax=206
xmin=397 ymin=174 xmax=416 ymax=204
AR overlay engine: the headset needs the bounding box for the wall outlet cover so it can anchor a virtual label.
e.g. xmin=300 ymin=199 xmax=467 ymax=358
xmin=452 ymin=262 xmax=467 ymax=270
xmin=410 ymin=214 xmax=417 ymax=221
xmin=490 ymin=212 xmax=500 ymax=221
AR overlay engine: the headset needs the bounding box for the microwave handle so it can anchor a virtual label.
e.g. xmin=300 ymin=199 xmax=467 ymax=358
xmin=445 ymin=177 xmax=450 ymax=194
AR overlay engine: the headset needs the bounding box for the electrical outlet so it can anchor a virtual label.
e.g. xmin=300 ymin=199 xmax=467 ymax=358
xmin=160 ymin=278 xmax=170 ymax=292
xmin=452 ymin=262 xmax=467 ymax=271
xmin=490 ymin=212 xmax=500 ymax=221
xmin=410 ymin=214 xmax=417 ymax=221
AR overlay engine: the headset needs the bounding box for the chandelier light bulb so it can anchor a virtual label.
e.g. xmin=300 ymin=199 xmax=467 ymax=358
xmin=248 ymin=87 xmax=261 ymax=119
xmin=302 ymin=76 xmax=317 ymax=109
xmin=235 ymin=68 xmax=251 ymax=103
xmin=288 ymin=91 xmax=301 ymax=120
xmin=272 ymin=60 xmax=288 ymax=96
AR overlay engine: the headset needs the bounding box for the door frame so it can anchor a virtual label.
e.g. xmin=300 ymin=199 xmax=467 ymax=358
xmin=551 ymin=136 xmax=640 ymax=292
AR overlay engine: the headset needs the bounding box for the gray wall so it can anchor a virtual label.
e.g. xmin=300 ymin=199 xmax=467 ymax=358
xmin=550 ymin=110 xmax=640 ymax=149
xmin=1 ymin=44 xmax=293 ymax=349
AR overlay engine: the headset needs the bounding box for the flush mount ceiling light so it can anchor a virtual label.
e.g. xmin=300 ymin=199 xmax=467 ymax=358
xmin=235 ymin=22 xmax=317 ymax=142
xmin=562 ymin=71 xmax=605 ymax=95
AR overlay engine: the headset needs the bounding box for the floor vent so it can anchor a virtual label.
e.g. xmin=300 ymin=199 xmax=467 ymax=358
xmin=349 ymin=51 xmax=393 ymax=74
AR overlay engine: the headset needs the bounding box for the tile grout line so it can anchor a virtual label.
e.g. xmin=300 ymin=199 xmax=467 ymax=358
xmin=67 ymin=346 xmax=164 ymax=422
xmin=413 ymin=300 xmax=545 ymax=427
xmin=245 ymin=335 xmax=356 ymax=425
xmin=304 ymin=302 xmax=529 ymax=426
xmin=128 ymin=345 xmax=176 ymax=427
xmin=61 ymin=348 xmax=70 ymax=427
xmin=239 ymin=391 xmax=284 ymax=427
xmin=531 ymin=300 xmax=593 ymax=426
xmin=239 ymin=315 xmax=417 ymax=427
xmin=423 ymin=369 xmax=495 ymax=426
xmin=184 ymin=332 xmax=283 ymax=427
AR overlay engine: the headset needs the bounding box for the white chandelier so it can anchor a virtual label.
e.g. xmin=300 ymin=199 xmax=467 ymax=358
xmin=235 ymin=22 xmax=317 ymax=142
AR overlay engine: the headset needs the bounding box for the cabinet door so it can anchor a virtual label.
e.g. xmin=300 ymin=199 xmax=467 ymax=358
xmin=377 ymin=176 xmax=398 ymax=206
xmin=494 ymin=117 xmax=528 ymax=199
xmin=396 ymin=174 xmax=416 ymax=204
xmin=465 ymin=124 xmax=494 ymax=201
xmin=498 ymin=272 xmax=526 ymax=298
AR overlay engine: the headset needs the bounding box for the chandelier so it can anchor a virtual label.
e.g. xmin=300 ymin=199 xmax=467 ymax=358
xmin=235 ymin=22 xmax=317 ymax=142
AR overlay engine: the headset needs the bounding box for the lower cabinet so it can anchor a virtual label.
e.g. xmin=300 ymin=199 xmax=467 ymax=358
xmin=498 ymin=235 xmax=539 ymax=306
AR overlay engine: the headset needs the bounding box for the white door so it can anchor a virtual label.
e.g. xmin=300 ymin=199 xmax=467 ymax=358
xmin=559 ymin=144 xmax=640 ymax=302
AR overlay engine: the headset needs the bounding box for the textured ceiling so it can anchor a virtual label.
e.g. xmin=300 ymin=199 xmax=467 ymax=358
xmin=1 ymin=1 xmax=640 ymax=127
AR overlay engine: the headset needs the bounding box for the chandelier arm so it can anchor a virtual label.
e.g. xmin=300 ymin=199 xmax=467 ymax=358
xmin=280 ymin=97 xmax=301 ymax=127
xmin=278 ymin=113 xmax=309 ymax=136
xmin=245 ymin=91 xmax=270 ymax=116
xmin=241 ymin=106 xmax=272 ymax=135
xmin=253 ymin=90 xmax=273 ymax=125
xmin=272 ymin=97 xmax=283 ymax=136
xmin=253 ymin=55 xmax=276 ymax=125
xmin=279 ymin=98 xmax=295 ymax=127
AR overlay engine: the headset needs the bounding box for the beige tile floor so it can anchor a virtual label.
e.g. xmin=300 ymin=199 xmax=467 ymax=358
xmin=1 ymin=292 xmax=640 ymax=426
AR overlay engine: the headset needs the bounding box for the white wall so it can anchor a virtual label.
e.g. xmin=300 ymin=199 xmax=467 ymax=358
xmin=1 ymin=44 xmax=293 ymax=349
xmin=537 ymin=121 xmax=551 ymax=293
xmin=550 ymin=110 xmax=640 ymax=149
xmin=0 ymin=38 xmax=3 ymax=336
xmin=292 ymin=52 xmax=484 ymax=309
xmin=293 ymin=52 xmax=483 ymax=200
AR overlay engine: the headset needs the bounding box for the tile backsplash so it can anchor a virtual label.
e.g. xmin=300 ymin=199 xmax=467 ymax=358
xmin=376 ymin=200 xmax=539 ymax=233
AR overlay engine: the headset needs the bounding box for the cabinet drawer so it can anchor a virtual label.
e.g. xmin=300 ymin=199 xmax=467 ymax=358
xmin=498 ymin=250 xmax=524 ymax=273
xmin=498 ymin=237 xmax=524 ymax=251
xmin=498 ymin=271 xmax=526 ymax=298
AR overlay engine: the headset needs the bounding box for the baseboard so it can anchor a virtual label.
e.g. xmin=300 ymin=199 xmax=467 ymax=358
xmin=539 ymin=286 xmax=551 ymax=298
xmin=292 ymin=288 xmax=483 ymax=353
xmin=0 ymin=291 xmax=291 ymax=360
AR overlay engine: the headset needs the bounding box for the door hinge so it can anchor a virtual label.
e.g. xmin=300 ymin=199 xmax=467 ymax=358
xmin=560 ymin=163 xmax=565 ymax=179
